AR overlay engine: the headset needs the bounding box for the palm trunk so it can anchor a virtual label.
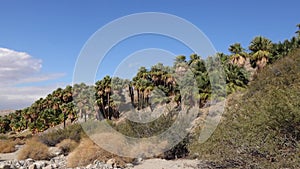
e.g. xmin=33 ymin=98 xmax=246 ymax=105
xmin=63 ymin=111 xmax=66 ymax=129
xmin=137 ymin=89 xmax=140 ymax=110
xmin=84 ymin=109 xmax=87 ymax=122
xmin=129 ymin=85 xmax=134 ymax=106
xmin=141 ymin=91 xmax=145 ymax=109
xmin=107 ymin=93 xmax=110 ymax=119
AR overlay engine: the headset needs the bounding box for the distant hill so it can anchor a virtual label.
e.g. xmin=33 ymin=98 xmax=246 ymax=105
xmin=0 ymin=110 xmax=14 ymax=116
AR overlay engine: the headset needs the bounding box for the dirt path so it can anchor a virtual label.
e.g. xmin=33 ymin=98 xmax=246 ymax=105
xmin=0 ymin=145 xmax=23 ymax=161
xmin=132 ymin=159 xmax=207 ymax=169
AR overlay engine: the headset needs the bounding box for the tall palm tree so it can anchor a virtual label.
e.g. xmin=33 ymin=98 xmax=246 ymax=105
xmin=224 ymin=64 xmax=249 ymax=94
xmin=103 ymin=76 xmax=112 ymax=119
xmin=228 ymin=43 xmax=248 ymax=67
xmin=128 ymin=82 xmax=135 ymax=106
xmin=95 ymin=80 xmax=106 ymax=119
xmin=196 ymin=72 xmax=211 ymax=108
xmin=0 ymin=116 xmax=11 ymax=133
xmin=296 ymin=23 xmax=300 ymax=38
xmin=249 ymin=36 xmax=273 ymax=70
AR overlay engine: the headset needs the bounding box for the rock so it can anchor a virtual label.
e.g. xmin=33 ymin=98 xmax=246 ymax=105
xmin=94 ymin=163 xmax=102 ymax=168
xmin=85 ymin=164 xmax=92 ymax=168
xmin=33 ymin=161 xmax=47 ymax=169
xmin=9 ymin=164 xmax=17 ymax=169
xmin=42 ymin=164 xmax=54 ymax=169
xmin=106 ymin=158 xmax=116 ymax=166
xmin=26 ymin=158 xmax=34 ymax=163
xmin=25 ymin=158 xmax=35 ymax=166
xmin=19 ymin=160 xmax=25 ymax=166
xmin=0 ymin=164 xmax=11 ymax=169
xmin=28 ymin=164 xmax=37 ymax=169
xmin=125 ymin=163 xmax=134 ymax=168
xmin=48 ymin=147 xmax=62 ymax=156
xmin=101 ymin=164 xmax=112 ymax=169
xmin=53 ymin=163 xmax=59 ymax=168
xmin=133 ymin=157 xmax=143 ymax=165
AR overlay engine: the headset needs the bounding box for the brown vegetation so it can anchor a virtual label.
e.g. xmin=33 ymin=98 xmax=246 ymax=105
xmin=56 ymin=138 xmax=78 ymax=155
xmin=18 ymin=137 xmax=50 ymax=160
xmin=0 ymin=139 xmax=17 ymax=153
xmin=67 ymin=137 xmax=132 ymax=168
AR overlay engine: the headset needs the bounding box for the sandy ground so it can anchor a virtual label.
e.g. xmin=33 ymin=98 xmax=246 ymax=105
xmin=132 ymin=158 xmax=205 ymax=169
xmin=0 ymin=145 xmax=22 ymax=161
xmin=0 ymin=149 xmax=206 ymax=169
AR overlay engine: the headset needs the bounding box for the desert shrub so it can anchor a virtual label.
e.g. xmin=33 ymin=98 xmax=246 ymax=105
xmin=162 ymin=135 xmax=190 ymax=160
xmin=18 ymin=137 xmax=50 ymax=160
xmin=114 ymin=113 xmax=176 ymax=138
xmin=56 ymin=138 xmax=78 ymax=155
xmin=0 ymin=134 xmax=8 ymax=140
xmin=12 ymin=137 xmax=26 ymax=145
xmin=0 ymin=139 xmax=17 ymax=153
xmin=67 ymin=138 xmax=132 ymax=168
xmin=67 ymin=138 xmax=101 ymax=167
xmin=39 ymin=124 xmax=84 ymax=146
xmin=106 ymin=108 xmax=195 ymax=159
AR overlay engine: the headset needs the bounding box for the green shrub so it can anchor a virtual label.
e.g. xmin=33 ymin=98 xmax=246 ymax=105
xmin=39 ymin=124 xmax=84 ymax=146
xmin=163 ymin=135 xmax=190 ymax=159
xmin=114 ymin=113 xmax=175 ymax=138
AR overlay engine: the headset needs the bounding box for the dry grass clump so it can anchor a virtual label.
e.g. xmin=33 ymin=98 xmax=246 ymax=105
xmin=18 ymin=137 xmax=50 ymax=160
xmin=67 ymin=137 xmax=132 ymax=168
xmin=67 ymin=138 xmax=100 ymax=167
xmin=56 ymin=138 xmax=78 ymax=155
xmin=0 ymin=139 xmax=17 ymax=153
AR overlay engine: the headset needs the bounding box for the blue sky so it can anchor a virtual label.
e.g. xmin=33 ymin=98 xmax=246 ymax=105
xmin=0 ymin=0 xmax=299 ymax=109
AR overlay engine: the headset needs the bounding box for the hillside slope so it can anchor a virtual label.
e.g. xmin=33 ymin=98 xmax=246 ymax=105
xmin=189 ymin=48 xmax=300 ymax=168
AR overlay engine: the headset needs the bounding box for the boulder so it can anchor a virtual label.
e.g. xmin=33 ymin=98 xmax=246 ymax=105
xmin=125 ymin=163 xmax=134 ymax=168
xmin=106 ymin=158 xmax=116 ymax=166
xmin=0 ymin=164 xmax=11 ymax=169
xmin=48 ymin=147 xmax=62 ymax=157
xmin=33 ymin=161 xmax=47 ymax=169
xmin=28 ymin=164 xmax=37 ymax=169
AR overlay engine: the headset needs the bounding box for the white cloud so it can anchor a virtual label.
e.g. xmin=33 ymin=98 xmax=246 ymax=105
xmin=19 ymin=73 xmax=65 ymax=84
xmin=0 ymin=48 xmax=42 ymax=86
xmin=0 ymin=85 xmax=59 ymax=110
xmin=0 ymin=48 xmax=65 ymax=110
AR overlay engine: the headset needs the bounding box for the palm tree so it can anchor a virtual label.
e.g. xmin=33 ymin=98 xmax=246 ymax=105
xmin=196 ymin=72 xmax=211 ymax=108
xmin=128 ymin=82 xmax=135 ymax=106
xmin=188 ymin=54 xmax=206 ymax=75
xmin=249 ymin=36 xmax=273 ymax=70
xmin=175 ymin=55 xmax=186 ymax=64
xmin=95 ymin=80 xmax=106 ymax=119
xmin=0 ymin=116 xmax=11 ymax=133
xmin=62 ymin=85 xmax=73 ymax=103
xmin=61 ymin=103 xmax=68 ymax=128
xmin=216 ymin=52 xmax=229 ymax=65
xmin=228 ymin=43 xmax=248 ymax=67
xmin=103 ymin=76 xmax=112 ymax=119
xmin=224 ymin=64 xmax=249 ymax=94
xmin=296 ymin=23 xmax=300 ymax=38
